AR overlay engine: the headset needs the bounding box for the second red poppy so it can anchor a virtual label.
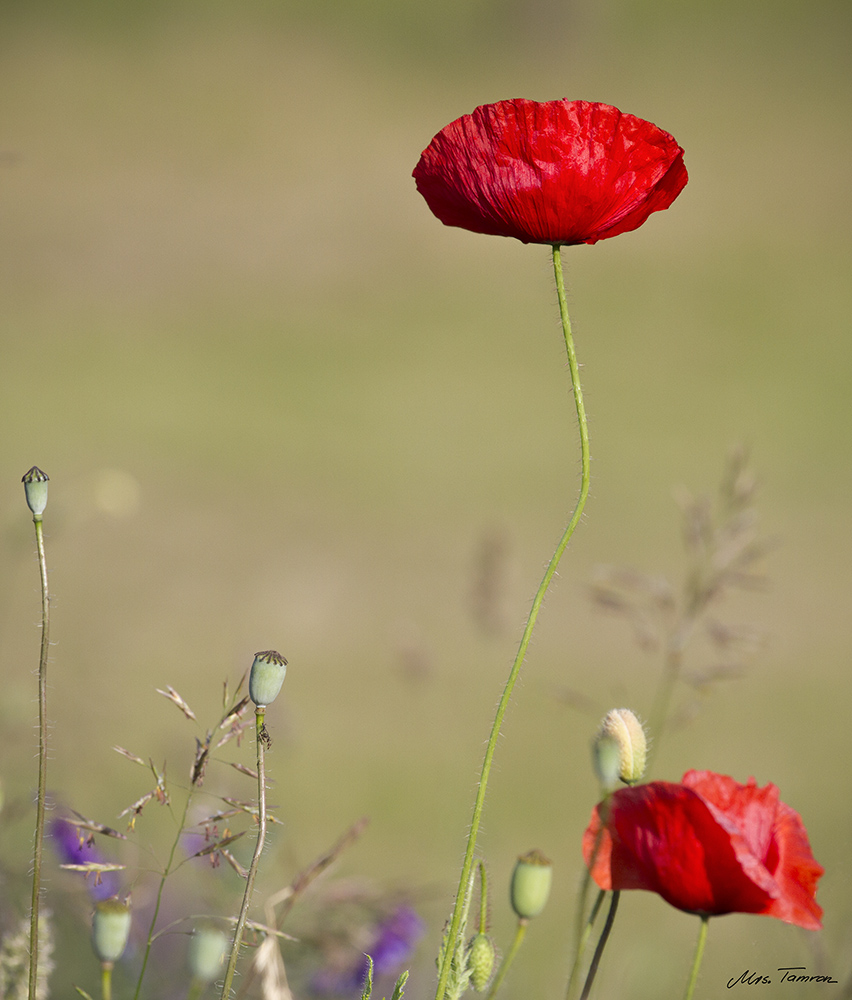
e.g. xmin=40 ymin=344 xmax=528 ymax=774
xmin=583 ymin=769 xmax=823 ymax=930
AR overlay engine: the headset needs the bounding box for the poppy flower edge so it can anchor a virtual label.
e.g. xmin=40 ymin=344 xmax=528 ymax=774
xmin=583 ymin=771 xmax=823 ymax=930
xmin=413 ymin=98 xmax=687 ymax=246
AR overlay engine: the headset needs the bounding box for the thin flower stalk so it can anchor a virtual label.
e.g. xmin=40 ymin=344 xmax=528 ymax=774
xmin=683 ymin=917 xmax=709 ymax=1000
xmin=435 ymin=245 xmax=590 ymax=1000
xmin=220 ymin=708 xmax=270 ymax=999
xmin=485 ymin=920 xmax=526 ymax=999
xmin=565 ymin=888 xmax=605 ymax=1000
xmin=27 ymin=495 xmax=50 ymax=1000
xmin=477 ymin=861 xmax=488 ymax=933
xmin=568 ymin=781 xmax=618 ymax=1000
xmin=578 ymin=891 xmax=619 ymax=1000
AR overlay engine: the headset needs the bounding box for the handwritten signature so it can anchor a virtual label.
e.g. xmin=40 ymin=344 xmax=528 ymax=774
xmin=728 ymin=968 xmax=838 ymax=988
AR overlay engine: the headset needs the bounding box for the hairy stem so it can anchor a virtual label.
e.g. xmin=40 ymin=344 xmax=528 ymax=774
xmin=28 ymin=515 xmax=49 ymax=1000
xmin=220 ymin=709 xmax=269 ymax=998
xmin=477 ymin=861 xmax=488 ymax=933
xmin=434 ymin=245 xmax=591 ymax=1000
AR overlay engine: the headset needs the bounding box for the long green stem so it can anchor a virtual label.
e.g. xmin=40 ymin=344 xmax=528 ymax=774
xmin=28 ymin=515 xmax=50 ymax=1000
xmin=220 ymin=709 xmax=269 ymax=999
xmin=683 ymin=916 xmax=709 ymax=1000
xmin=579 ymin=891 xmax=619 ymax=1000
xmin=434 ymin=245 xmax=591 ymax=1000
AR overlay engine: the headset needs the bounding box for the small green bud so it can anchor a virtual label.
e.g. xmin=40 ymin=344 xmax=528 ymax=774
xmin=91 ymin=898 xmax=131 ymax=965
xmin=593 ymin=708 xmax=647 ymax=786
xmin=467 ymin=932 xmax=496 ymax=991
xmin=22 ymin=466 xmax=49 ymax=516
xmin=592 ymin=734 xmax=622 ymax=791
xmin=510 ymin=849 xmax=552 ymax=920
xmin=248 ymin=650 xmax=288 ymax=707
xmin=188 ymin=923 xmax=228 ymax=982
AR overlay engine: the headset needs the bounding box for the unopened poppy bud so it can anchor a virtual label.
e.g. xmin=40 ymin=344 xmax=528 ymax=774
xmin=467 ymin=932 xmax=496 ymax=992
xmin=188 ymin=923 xmax=228 ymax=982
xmin=22 ymin=466 xmax=49 ymax=517
xmin=594 ymin=708 xmax=647 ymax=786
xmin=248 ymin=650 xmax=288 ymax=707
xmin=510 ymin=849 xmax=552 ymax=920
xmin=91 ymin=898 xmax=131 ymax=965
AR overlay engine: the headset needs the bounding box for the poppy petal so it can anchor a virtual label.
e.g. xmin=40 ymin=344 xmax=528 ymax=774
xmin=414 ymin=99 xmax=687 ymax=246
xmin=583 ymin=771 xmax=823 ymax=930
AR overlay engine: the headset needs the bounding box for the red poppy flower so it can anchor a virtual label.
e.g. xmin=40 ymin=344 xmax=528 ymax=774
xmin=583 ymin=770 xmax=823 ymax=930
xmin=413 ymin=99 xmax=687 ymax=246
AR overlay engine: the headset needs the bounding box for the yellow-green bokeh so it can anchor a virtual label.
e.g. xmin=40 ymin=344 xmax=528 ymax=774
xmin=1 ymin=2 xmax=850 ymax=997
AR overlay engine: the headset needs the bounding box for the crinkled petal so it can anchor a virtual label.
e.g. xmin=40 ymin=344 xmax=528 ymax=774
xmin=583 ymin=772 xmax=823 ymax=930
xmin=414 ymin=99 xmax=687 ymax=245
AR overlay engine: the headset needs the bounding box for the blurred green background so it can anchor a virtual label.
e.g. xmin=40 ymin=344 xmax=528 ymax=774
xmin=1 ymin=0 xmax=851 ymax=996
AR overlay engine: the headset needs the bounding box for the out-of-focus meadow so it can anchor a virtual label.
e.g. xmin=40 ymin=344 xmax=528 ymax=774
xmin=1 ymin=0 xmax=851 ymax=996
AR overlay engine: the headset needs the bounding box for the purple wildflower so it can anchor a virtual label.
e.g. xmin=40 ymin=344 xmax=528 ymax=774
xmin=313 ymin=905 xmax=424 ymax=996
xmin=365 ymin=906 xmax=423 ymax=977
xmin=50 ymin=816 xmax=121 ymax=901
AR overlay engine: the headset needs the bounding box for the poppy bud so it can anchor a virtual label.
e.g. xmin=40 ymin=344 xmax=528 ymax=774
xmin=91 ymin=898 xmax=131 ymax=965
xmin=510 ymin=849 xmax=552 ymax=920
xmin=467 ymin=933 xmax=496 ymax=992
xmin=188 ymin=923 xmax=228 ymax=982
xmin=248 ymin=650 xmax=288 ymax=707
xmin=22 ymin=466 xmax=49 ymax=517
xmin=594 ymin=709 xmax=646 ymax=786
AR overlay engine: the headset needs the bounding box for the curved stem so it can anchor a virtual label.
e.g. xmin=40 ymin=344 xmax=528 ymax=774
xmin=683 ymin=916 xmax=709 ymax=1000
xmin=434 ymin=245 xmax=591 ymax=1000
xmin=486 ymin=919 xmax=527 ymax=1000
xmin=220 ymin=708 xmax=269 ymax=998
xmin=28 ymin=515 xmax=49 ymax=1000
xmin=579 ymin=891 xmax=619 ymax=1000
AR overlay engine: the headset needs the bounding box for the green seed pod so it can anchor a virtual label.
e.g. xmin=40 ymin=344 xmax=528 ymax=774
xmin=594 ymin=708 xmax=647 ymax=786
xmin=467 ymin=932 xmax=496 ymax=991
xmin=248 ymin=650 xmax=288 ymax=707
xmin=510 ymin=849 xmax=552 ymax=920
xmin=22 ymin=466 xmax=49 ymax=517
xmin=188 ymin=923 xmax=228 ymax=982
xmin=592 ymin=734 xmax=622 ymax=791
xmin=91 ymin=898 xmax=131 ymax=964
